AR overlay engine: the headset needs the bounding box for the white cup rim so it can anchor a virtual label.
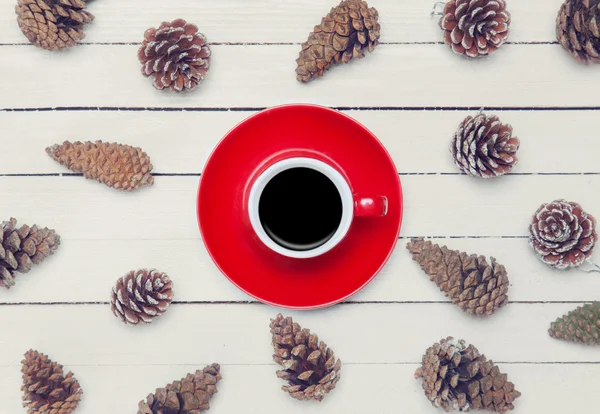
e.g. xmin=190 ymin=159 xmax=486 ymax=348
xmin=248 ymin=157 xmax=354 ymax=258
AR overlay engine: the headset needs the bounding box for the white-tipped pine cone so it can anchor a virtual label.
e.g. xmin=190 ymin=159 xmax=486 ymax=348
xmin=450 ymin=113 xmax=519 ymax=178
xmin=440 ymin=0 xmax=511 ymax=58
xmin=111 ymin=269 xmax=174 ymax=325
xmin=529 ymin=199 xmax=598 ymax=269
xmin=138 ymin=18 xmax=211 ymax=92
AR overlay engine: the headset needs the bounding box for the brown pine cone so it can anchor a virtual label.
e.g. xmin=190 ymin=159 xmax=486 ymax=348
xmin=407 ymin=238 xmax=509 ymax=316
xmin=46 ymin=140 xmax=154 ymax=191
xmin=450 ymin=113 xmax=519 ymax=178
xmin=22 ymin=349 xmax=83 ymax=414
xmin=296 ymin=0 xmax=380 ymax=83
xmin=549 ymin=302 xmax=600 ymax=345
xmin=0 ymin=218 xmax=60 ymax=289
xmin=557 ymin=0 xmax=600 ymax=64
xmin=270 ymin=313 xmax=341 ymax=402
xmin=138 ymin=19 xmax=211 ymax=92
xmin=15 ymin=0 xmax=94 ymax=51
xmin=138 ymin=364 xmax=221 ymax=413
xmin=111 ymin=269 xmax=173 ymax=325
xmin=415 ymin=337 xmax=521 ymax=412
xmin=439 ymin=0 xmax=510 ymax=58
xmin=529 ymin=199 xmax=598 ymax=269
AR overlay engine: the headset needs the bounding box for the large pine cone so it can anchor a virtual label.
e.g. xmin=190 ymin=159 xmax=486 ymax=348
xmin=111 ymin=269 xmax=174 ymax=325
xmin=549 ymin=302 xmax=600 ymax=345
xmin=450 ymin=113 xmax=519 ymax=178
xmin=556 ymin=0 xmax=600 ymax=64
xmin=440 ymin=0 xmax=510 ymax=58
xmin=296 ymin=0 xmax=380 ymax=83
xmin=22 ymin=349 xmax=83 ymax=414
xmin=270 ymin=313 xmax=341 ymax=402
xmin=15 ymin=0 xmax=94 ymax=51
xmin=46 ymin=140 xmax=154 ymax=191
xmin=138 ymin=364 xmax=221 ymax=413
xmin=0 ymin=218 xmax=60 ymax=289
xmin=529 ymin=199 xmax=597 ymax=269
xmin=138 ymin=19 xmax=211 ymax=92
xmin=415 ymin=337 xmax=521 ymax=412
xmin=407 ymin=238 xmax=509 ymax=316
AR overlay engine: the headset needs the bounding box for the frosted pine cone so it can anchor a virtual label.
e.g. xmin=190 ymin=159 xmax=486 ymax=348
xmin=22 ymin=350 xmax=83 ymax=414
xmin=415 ymin=337 xmax=521 ymax=412
xmin=46 ymin=140 xmax=154 ymax=191
xmin=0 ymin=218 xmax=60 ymax=289
xmin=296 ymin=0 xmax=380 ymax=82
xmin=138 ymin=19 xmax=211 ymax=92
xmin=15 ymin=0 xmax=94 ymax=51
xmin=270 ymin=313 xmax=341 ymax=402
xmin=451 ymin=113 xmax=519 ymax=178
xmin=556 ymin=0 xmax=600 ymax=64
xmin=138 ymin=364 xmax=221 ymax=413
xmin=529 ymin=199 xmax=598 ymax=269
xmin=111 ymin=269 xmax=174 ymax=325
xmin=440 ymin=0 xmax=510 ymax=58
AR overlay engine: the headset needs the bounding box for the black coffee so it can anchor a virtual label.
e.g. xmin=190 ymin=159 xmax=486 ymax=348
xmin=259 ymin=167 xmax=343 ymax=251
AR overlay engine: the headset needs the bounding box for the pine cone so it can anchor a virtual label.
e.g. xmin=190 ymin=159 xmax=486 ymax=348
xmin=295 ymin=0 xmax=380 ymax=83
xmin=21 ymin=349 xmax=83 ymax=414
xmin=556 ymin=0 xmax=600 ymax=64
xmin=270 ymin=313 xmax=341 ymax=402
xmin=450 ymin=113 xmax=519 ymax=178
xmin=15 ymin=0 xmax=94 ymax=51
xmin=138 ymin=19 xmax=211 ymax=92
xmin=0 ymin=218 xmax=60 ymax=289
xmin=46 ymin=140 xmax=154 ymax=191
xmin=407 ymin=238 xmax=509 ymax=316
xmin=138 ymin=364 xmax=221 ymax=413
xmin=111 ymin=269 xmax=173 ymax=325
xmin=549 ymin=302 xmax=600 ymax=345
xmin=440 ymin=0 xmax=510 ymax=58
xmin=415 ymin=337 xmax=521 ymax=412
xmin=529 ymin=199 xmax=598 ymax=269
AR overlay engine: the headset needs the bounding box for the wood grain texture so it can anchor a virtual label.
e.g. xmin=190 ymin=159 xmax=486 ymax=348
xmin=0 ymin=44 xmax=596 ymax=109
xmin=1 ymin=0 xmax=599 ymax=412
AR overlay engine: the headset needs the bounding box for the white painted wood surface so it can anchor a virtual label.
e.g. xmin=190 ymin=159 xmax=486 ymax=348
xmin=0 ymin=0 xmax=598 ymax=413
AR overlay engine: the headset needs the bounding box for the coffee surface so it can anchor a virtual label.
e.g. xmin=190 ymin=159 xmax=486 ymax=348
xmin=259 ymin=167 xmax=343 ymax=251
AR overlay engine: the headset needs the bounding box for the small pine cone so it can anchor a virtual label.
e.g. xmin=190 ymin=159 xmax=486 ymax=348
xmin=138 ymin=364 xmax=221 ymax=413
xmin=0 ymin=218 xmax=60 ymax=289
xmin=270 ymin=313 xmax=341 ymax=402
xmin=407 ymin=238 xmax=509 ymax=316
xmin=450 ymin=113 xmax=519 ymax=178
xmin=529 ymin=199 xmax=598 ymax=269
xmin=549 ymin=302 xmax=600 ymax=345
xmin=440 ymin=0 xmax=510 ymax=58
xmin=111 ymin=269 xmax=173 ymax=325
xmin=15 ymin=0 xmax=94 ymax=51
xmin=22 ymin=349 xmax=83 ymax=414
xmin=556 ymin=0 xmax=600 ymax=64
xmin=138 ymin=19 xmax=211 ymax=92
xmin=296 ymin=0 xmax=380 ymax=83
xmin=415 ymin=337 xmax=521 ymax=412
xmin=46 ymin=140 xmax=154 ymax=191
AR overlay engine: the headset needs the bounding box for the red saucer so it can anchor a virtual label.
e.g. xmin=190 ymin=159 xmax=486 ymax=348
xmin=197 ymin=104 xmax=403 ymax=309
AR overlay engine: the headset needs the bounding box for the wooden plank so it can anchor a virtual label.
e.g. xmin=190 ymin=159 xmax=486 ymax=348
xmin=0 ymin=0 xmax=564 ymax=44
xmin=2 ymin=238 xmax=600 ymax=304
xmin=0 ymin=44 xmax=594 ymax=109
xmin=0 ymin=304 xmax=596 ymax=365
xmin=0 ymin=363 xmax=593 ymax=413
xmin=2 ymin=109 xmax=600 ymax=175
xmin=0 ymin=175 xmax=598 ymax=240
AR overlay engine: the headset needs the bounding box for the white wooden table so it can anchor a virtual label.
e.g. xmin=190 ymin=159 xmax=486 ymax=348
xmin=1 ymin=0 xmax=599 ymax=412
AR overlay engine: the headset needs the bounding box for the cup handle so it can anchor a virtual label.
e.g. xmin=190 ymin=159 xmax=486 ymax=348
xmin=354 ymin=195 xmax=388 ymax=217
